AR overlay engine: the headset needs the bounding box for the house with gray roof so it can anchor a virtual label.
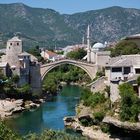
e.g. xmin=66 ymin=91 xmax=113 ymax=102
xmin=105 ymin=55 xmax=140 ymax=102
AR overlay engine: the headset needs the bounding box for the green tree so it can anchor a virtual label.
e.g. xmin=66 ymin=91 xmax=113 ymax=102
xmin=67 ymin=48 xmax=86 ymax=60
xmin=119 ymin=83 xmax=140 ymax=122
xmin=108 ymin=40 xmax=140 ymax=57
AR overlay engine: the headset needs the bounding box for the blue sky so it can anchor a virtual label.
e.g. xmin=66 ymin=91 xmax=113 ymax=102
xmin=0 ymin=0 xmax=140 ymax=14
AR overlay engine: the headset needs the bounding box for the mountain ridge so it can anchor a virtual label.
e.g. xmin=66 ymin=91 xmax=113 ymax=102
xmin=0 ymin=3 xmax=140 ymax=48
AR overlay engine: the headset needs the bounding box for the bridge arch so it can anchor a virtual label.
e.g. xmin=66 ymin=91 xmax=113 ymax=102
xmin=40 ymin=59 xmax=97 ymax=81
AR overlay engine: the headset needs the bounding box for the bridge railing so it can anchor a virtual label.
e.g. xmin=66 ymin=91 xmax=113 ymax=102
xmin=40 ymin=58 xmax=95 ymax=67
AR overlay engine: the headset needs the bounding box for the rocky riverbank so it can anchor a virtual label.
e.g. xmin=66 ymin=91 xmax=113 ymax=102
xmin=63 ymin=116 xmax=114 ymax=140
xmin=63 ymin=103 xmax=140 ymax=140
xmin=103 ymin=116 xmax=140 ymax=133
xmin=0 ymin=99 xmax=45 ymax=119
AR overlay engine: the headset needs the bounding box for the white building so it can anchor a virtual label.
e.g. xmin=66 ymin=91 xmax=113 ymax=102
xmin=40 ymin=50 xmax=64 ymax=62
xmin=105 ymin=55 xmax=140 ymax=102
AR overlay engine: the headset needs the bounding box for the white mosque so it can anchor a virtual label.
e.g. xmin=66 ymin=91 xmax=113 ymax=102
xmin=84 ymin=25 xmax=110 ymax=66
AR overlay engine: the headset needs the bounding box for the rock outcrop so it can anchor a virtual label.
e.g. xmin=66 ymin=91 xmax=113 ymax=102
xmin=0 ymin=99 xmax=24 ymax=118
xmin=64 ymin=116 xmax=115 ymax=140
xmin=103 ymin=116 xmax=140 ymax=133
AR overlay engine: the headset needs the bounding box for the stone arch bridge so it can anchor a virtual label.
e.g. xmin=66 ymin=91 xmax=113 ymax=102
xmin=40 ymin=59 xmax=98 ymax=80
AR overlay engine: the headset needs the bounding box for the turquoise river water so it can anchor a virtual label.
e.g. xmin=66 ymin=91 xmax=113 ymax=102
xmin=5 ymin=85 xmax=81 ymax=135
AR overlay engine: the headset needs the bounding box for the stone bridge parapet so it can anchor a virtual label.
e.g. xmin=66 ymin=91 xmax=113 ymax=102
xmin=40 ymin=59 xmax=98 ymax=80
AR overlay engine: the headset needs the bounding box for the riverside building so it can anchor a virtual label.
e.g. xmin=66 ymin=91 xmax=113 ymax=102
xmin=0 ymin=36 xmax=42 ymax=94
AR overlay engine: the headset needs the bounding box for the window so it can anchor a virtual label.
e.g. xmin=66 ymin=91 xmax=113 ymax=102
xmin=10 ymin=43 xmax=12 ymax=45
xmin=124 ymin=67 xmax=131 ymax=74
xmin=135 ymin=69 xmax=140 ymax=74
xmin=17 ymin=43 xmax=19 ymax=46
xmin=112 ymin=67 xmax=122 ymax=72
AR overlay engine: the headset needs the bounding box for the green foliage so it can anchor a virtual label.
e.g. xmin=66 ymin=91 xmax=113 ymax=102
xmin=43 ymin=65 xmax=91 ymax=94
xmin=79 ymin=118 xmax=93 ymax=127
xmin=43 ymin=74 xmax=58 ymax=94
xmin=96 ymin=69 xmax=105 ymax=77
xmin=81 ymin=88 xmax=106 ymax=108
xmin=94 ymin=112 xmax=105 ymax=123
xmin=100 ymin=123 xmax=110 ymax=133
xmin=110 ymin=40 xmax=140 ymax=57
xmin=119 ymin=83 xmax=140 ymax=122
xmin=0 ymin=122 xmax=87 ymax=140
xmin=28 ymin=46 xmax=44 ymax=62
xmin=66 ymin=48 xmax=86 ymax=60
xmin=0 ymin=121 xmax=22 ymax=140
xmin=25 ymin=129 xmax=87 ymax=140
xmin=17 ymin=84 xmax=31 ymax=94
xmin=12 ymin=75 xmax=20 ymax=84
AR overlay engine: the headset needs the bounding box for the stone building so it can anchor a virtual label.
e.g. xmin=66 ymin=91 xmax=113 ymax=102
xmin=105 ymin=55 xmax=140 ymax=102
xmin=0 ymin=36 xmax=42 ymax=94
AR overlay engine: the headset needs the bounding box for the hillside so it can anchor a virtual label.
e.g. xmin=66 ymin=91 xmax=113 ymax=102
xmin=0 ymin=3 xmax=140 ymax=49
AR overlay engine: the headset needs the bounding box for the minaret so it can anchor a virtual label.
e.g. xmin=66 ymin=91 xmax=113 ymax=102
xmin=87 ymin=25 xmax=91 ymax=62
xmin=82 ymin=35 xmax=85 ymax=45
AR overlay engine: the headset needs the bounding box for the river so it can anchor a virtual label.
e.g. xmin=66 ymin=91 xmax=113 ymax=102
xmin=5 ymin=85 xmax=81 ymax=135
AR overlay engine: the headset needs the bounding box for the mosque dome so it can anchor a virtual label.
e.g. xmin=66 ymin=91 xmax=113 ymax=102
xmin=92 ymin=42 xmax=105 ymax=51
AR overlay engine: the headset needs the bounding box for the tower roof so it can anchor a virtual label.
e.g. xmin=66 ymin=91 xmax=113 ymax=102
xmin=8 ymin=36 xmax=22 ymax=42
xmin=18 ymin=52 xmax=31 ymax=56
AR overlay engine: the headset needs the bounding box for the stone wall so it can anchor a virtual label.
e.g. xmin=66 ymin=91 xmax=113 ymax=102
xmin=110 ymin=82 xmax=120 ymax=102
xmin=89 ymin=76 xmax=106 ymax=93
xmin=6 ymin=40 xmax=22 ymax=68
xmin=30 ymin=63 xmax=42 ymax=94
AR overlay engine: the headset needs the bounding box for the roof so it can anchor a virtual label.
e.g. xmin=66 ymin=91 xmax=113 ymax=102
xmin=18 ymin=52 xmax=31 ymax=56
xmin=106 ymin=55 xmax=140 ymax=67
xmin=124 ymin=34 xmax=140 ymax=40
xmin=45 ymin=50 xmax=58 ymax=57
xmin=0 ymin=62 xmax=8 ymax=67
xmin=92 ymin=42 xmax=105 ymax=49
xmin=18 ymin=51 xmax=38 ymax=62
xmin=8 ymin=36 xmax=22 ymax=42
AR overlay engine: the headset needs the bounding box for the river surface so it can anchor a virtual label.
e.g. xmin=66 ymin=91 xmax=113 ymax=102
xmin=5 ymin=85 xmax=81 ymax=135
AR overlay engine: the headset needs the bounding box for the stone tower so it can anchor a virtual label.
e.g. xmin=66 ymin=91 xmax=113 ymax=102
xmin=87 ymin=25 xmax=91 ymax=62
xmin=6 ymin=36 xmax=22 ymax=68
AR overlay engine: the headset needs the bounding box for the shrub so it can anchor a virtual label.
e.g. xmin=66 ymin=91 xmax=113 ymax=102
xmin=0 ymin=121 xmax=22 ymax=140
xmin=109 ymin=40 xmax=140 ymax=57
xmin=94 ymin=112 xmax=105 ymax=123
xmin=81 ymin=88 xmax=106 ymax=108
xmin=79 ymin=118 xmax=93 ymax=127
xmin=100 ymin=123 xmax=110 ymax=133
xmin=25 ymin=129 xmax=88 ymax=140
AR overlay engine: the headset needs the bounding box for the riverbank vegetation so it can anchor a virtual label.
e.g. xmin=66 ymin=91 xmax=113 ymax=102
xmin=0 ymin=121 xmax=88 ymax=140
xmin=78 ymin=88 xmax=111 ymax=132
xmin=119 ymin=83 xmax=140 ymax=122
xmin=43 ymin=64 xmax=91 ymax=95
xmin=0 ymin=71 xmax=33 ymax=99
xmin=76 ymin=79 xmax=140 ymax=138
